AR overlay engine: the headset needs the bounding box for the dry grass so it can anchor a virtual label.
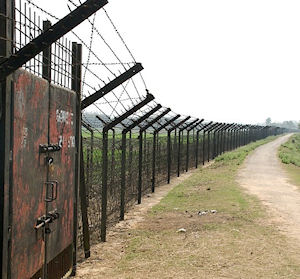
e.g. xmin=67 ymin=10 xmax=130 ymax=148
xmin=76 ymin=137 xmax=300 ymax=279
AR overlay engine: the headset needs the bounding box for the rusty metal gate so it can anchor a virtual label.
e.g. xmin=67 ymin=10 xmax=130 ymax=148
xmin=8 ymin=70 xmax=77 ymax=279
xmin=0 ymin=0 xmax=99 ymax=277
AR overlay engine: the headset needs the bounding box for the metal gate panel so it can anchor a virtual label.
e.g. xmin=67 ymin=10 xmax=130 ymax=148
xmin=47 ymin=85 xmax=76 ymax=262
xmin=11 ymin=70 xmax=49 ymax=279
xmin=10 ymin=69 xmax=77 ymax=279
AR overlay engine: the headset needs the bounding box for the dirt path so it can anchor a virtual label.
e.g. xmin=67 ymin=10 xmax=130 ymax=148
xmin=238 ymin=134 xmax=300 ymax=241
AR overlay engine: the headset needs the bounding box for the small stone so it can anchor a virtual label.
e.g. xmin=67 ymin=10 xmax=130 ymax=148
xmin=177 ymin=228 xmax=186 ymax=233
xmin=207 ymin=187 xmax=211 ymax=191
xmin=210 ymin=210 xmax=217 ymax=214
xmin=198 ymin=211 xmax=208 ymax=216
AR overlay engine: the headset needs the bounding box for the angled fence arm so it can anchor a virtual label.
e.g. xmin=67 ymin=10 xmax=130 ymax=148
xmin=104 ymin=94 xmax=154 ymax=132
xmin=0 ymin=0 xmax=108 ymax=80
xmin=187 ymin=119 xmax=205 ymax=132
xmin=81 ymin=63 xmax=144 ymax=109
xmin=167 ymin=116 xmax=191 ymax=133
xmin=140 ymin=108 xmax=171 ymax=132
xmin=155 ymin=114 xmax=181 ymax=133
xmin=123 ymin=104 xmax=162 ymax=134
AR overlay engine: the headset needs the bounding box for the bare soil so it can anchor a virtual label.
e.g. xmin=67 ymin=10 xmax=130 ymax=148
xmin=238 ymin=134 xmax=300 ymax=241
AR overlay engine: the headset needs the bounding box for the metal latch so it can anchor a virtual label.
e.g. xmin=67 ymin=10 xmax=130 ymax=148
xmin=39 ymin=144 xmax=61 ymax=153
xmin=45 ymin=181 xmax=58 ymax=202
xmin=35 ymin=209 xmax=60 ymax=231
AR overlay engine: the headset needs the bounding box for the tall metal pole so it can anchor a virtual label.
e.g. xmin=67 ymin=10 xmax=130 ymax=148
xmin=167 ymin=130 xmax=172 ymax=184
xmin=72 ymin=42 xmax=82 ymax=277
xmin=0 ymin=1 xmax=14 ymax=278
xmin=120 ymin=132 xmax=127 ymax=220
xmin=202 ymin=132 xmax=206 ymax=165
xmin=138 ymin=130 xmax=143 ymax=204
xmin=177 ymin=130 xmax=181 ymax=177
xmin=101 ymin=130 xmax=108 ymax=242
xmin=195 ymin=130 xmax=200 ymax=168
xmin=152 ymin=132 xmax=157 ymax=192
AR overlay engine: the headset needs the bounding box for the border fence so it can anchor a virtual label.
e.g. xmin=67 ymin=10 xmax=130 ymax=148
xmin=0 ymin=1 xmax=288 ymax=278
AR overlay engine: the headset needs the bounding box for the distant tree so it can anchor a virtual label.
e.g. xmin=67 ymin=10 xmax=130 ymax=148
xmin=265 ymin=117 xmax=272 ymax=126
xmin=282 ymin=121 xmax=297 ymax=130
xmin=298 ymin=122 xmax=300 ymax=130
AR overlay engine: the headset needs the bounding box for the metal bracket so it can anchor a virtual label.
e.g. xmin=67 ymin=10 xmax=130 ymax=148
xmin=45 ymin=181 xmax=58 ymax=202
xmin=39 ymin=144 xmax=61 ymax=153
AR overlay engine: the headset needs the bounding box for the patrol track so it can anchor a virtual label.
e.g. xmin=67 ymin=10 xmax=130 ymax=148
xmin=238 ymin=134 xmax=300 ymax=242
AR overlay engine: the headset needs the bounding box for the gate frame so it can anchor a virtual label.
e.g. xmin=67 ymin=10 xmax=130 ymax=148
xmin=0 ymin=0 xmax=14 ymax=277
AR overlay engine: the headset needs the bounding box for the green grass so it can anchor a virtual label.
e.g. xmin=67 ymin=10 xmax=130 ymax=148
xmin=151 ymin=136 xmax=277 ymax=215
xmin=80 ymin=135 xmax=300 ymax=279
xmin=110 ymin=135 xmax=300 ymax=278
xmin=279 ymin=133 xmax=300 ymax=166
xmin=279 ymin=133 xmax=300 ymax=189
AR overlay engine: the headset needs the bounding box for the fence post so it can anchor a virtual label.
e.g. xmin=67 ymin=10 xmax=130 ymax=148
xmin=152 ymin=132 xmax=157 ymax=192
xmin=101 ymin=130 xmax=108 ymax=241
xmin=208 ymin=132 xmax=211 ymax=162
xmin=72 ymin=42 xmax=82 ymax=276
xmin=196 ymin=130 xmax=200 ymax=168
xmin=128 ymin=131 xmax=132 ymax=192
xmin=185 ymin=119 xmax=202 ymax=171
xmin=0 ymin=0 xmax=14 ymax=277
xmin=213 ymin=131 xmax=217 ymax=159
xmin=177 ymin=130 xmax=181 ymax=177
xmin=202 ymin=132 xmax=206 ymax=165
xmin=138 ymin=130 xmax=143 ymax=204
xmin=120 ymin=132 xmax=127 ymax=219
xmin=79 ymin=137 xmax=90 ymax=259
xmin=110 ymin=129 xmax=115 ymax=192
xmin=167 ymin=130 xmax=172 ymax=183
xmin=186 ymin=130 xmax=190 ymax=172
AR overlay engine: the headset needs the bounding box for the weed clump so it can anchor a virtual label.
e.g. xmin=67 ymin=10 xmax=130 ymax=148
xmin=279 ymin=134 xmax=300 ymax=166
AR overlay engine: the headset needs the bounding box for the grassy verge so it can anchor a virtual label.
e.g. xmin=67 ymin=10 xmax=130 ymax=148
xmin=111 ymin=136 xmax=300 ymax=279
xmin=279 ymin=133 xmax=300 ymax=188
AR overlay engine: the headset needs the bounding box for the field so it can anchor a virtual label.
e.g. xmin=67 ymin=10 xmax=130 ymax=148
xmin=76 ymin=135 xmax=300 ymax=279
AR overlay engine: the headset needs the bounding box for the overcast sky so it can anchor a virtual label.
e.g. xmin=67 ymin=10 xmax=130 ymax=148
xmin=39 ymin=0 xmax=300 ymax=124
